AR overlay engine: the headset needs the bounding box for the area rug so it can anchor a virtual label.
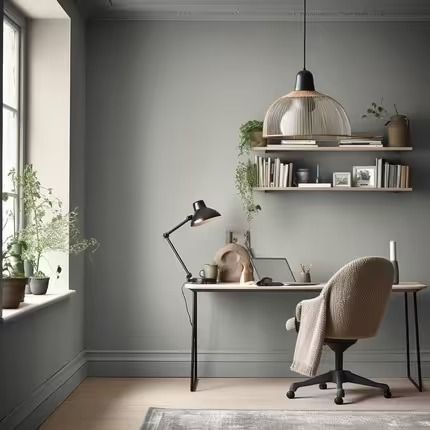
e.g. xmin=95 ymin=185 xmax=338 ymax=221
xmin=142 ymin=408 xmax=430 ymax=429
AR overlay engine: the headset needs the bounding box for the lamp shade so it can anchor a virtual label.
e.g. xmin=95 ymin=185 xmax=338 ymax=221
xmin=190 ymin=200 xmax=220 ymax=227
xmin=263 ymin=71 xmax=351 ymax=139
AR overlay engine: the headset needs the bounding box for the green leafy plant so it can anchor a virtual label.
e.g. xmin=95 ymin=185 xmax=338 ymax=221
xmin=2 ymin=245 xmax=26 ymax=278
xmin=239 ymin=120 xmax=264 ymax=155
xmin=235 ymin=160 xmax=261 ymax=222
xmin=10 ymin=165 xmax=99 ymax=277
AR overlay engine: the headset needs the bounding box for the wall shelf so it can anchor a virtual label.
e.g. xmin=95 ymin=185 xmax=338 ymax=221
xmin=252 ymin=146 xmax=413 ymax=153
xmin=254 ymin=187 xmax=413 ymax=192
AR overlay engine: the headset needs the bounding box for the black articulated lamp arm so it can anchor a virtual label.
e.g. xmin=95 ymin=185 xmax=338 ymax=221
xmin=163 ymin=215 xmax=194 ymax=282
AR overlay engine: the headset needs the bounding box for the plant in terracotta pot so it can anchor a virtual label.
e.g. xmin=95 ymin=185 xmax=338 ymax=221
xmin=2 ymin=242 xmax=28 ymax=309
xmin=10 ymin=165 xmax=99 ymax=295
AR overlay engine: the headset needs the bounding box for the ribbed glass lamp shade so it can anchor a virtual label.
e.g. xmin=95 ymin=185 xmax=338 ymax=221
xmin=263 ymin=90 xmax=351 ymax=138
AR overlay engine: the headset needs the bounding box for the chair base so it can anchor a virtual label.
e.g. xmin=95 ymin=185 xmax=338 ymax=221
xmin=287 ymin=340 xmax=392 ymax=404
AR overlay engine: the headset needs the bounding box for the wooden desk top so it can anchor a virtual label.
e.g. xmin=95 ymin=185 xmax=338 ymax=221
xmin=185 ymin=282 xmax=427 ymax=293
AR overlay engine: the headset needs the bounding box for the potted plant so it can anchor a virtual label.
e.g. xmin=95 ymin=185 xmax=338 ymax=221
xmin=2 ymin=243 xmax=28 ymax=309
xmin=11 ymin=165 xmax=98 ymax=295
xmin=239 ymin=120 xmax=264 ymax=155
xmin=235 ymin=120 xmax=263 ymax=222
xmin=362 ymin=100 xmax=409 ymax=147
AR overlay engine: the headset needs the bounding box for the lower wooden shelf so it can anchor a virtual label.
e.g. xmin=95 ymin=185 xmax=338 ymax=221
xmin=253 ymin=187 xmax=413 ymax=192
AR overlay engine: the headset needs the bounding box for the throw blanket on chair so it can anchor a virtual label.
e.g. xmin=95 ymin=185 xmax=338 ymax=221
xmin=286 ymin=289 xmax=328 ymax=377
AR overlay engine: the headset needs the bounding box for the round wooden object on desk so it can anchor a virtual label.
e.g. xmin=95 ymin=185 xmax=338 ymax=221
xmin=214 ymin=243 xmax=254 ymax=283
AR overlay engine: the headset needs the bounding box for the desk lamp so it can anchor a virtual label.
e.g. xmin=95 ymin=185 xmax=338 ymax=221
xmin=163 ymin=200 xmax=221 ymax=283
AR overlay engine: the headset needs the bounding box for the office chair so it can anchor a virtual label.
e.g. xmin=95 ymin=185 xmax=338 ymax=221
xmin=286 ymin=257 xmax=394 ymax=405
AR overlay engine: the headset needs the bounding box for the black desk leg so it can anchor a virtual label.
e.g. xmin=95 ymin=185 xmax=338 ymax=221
xmin=190 ymin=291 xmax=198 ymax=392
xmin=404 ymin=292 xmax=423 ymax=392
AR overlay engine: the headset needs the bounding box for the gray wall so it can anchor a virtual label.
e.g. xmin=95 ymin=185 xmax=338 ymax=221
xmin=85 ymin=20 xmax=430 ymax=376
xmin=0 ymin=1 xmax=87 ymax=428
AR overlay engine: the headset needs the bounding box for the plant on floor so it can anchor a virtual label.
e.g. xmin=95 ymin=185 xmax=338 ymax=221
xmin=10 ymin=165 xmax=99 ymax=294
xmin=235 ymin=120 xmax=263 ymax=222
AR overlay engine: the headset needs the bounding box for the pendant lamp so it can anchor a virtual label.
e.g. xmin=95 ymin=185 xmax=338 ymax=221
xmin=263 ymin=0 xmax=351 ymax=139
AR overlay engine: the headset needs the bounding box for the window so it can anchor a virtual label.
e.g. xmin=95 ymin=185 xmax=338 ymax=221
xmin=2 ymin=13 xmax=23 ymax=247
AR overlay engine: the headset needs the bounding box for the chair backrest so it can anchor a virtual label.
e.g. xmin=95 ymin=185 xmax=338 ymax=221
xmin=323 ymin=257 xmax=394 ymax=340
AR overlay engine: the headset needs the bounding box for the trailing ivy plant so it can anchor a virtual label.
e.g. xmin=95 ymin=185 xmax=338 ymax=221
xmin=235 ymin=120 xmax=263 ymax=222
xmin=239 ymin=120 xmax=263 ymax=155
xmin=10 ymin=165 xmax=99 ymax=277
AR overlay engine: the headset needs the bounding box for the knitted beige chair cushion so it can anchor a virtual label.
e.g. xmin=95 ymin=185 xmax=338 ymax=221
xmin=324 ymin=256 xmax=394 ymax=339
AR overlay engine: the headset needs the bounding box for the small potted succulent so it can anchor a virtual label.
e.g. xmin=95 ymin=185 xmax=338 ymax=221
xmin=11 ymin=165 xmax=99 ymax=295
xmin=2 ymin=242 xmax=28 ymax=309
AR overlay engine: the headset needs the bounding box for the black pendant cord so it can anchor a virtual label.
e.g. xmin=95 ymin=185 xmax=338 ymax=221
xmin=303 ymin=0 xmax=307 ymax=70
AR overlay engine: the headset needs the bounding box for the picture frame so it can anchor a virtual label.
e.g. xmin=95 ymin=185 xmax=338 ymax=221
xmin=333 ymin=172 xmax=351 ymax=188
xmin=352 ymin=166 xmax=376 ymax=188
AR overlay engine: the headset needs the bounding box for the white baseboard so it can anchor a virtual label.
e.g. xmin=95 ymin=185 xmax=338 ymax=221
xmin=86 ymin=349 xmax=430 ymax=378
xmin=0 ymin=351 xmax=87 ymax=430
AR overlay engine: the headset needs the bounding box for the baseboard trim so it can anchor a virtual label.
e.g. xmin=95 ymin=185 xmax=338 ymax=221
xmin=0 ymin=351 xmax=87 ymax=430
xmin=1 ymin=347 xmax=427 ymax=429
xmin=86 ymin=349 xmax=430 ymax=378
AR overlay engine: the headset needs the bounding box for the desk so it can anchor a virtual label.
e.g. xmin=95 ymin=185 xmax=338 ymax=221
xmin=185 ymin=282 xmax=427 ymax=392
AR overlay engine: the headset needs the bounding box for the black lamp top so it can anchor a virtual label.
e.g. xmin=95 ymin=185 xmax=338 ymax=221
xmin=295 ymin=69 xmax=315 ymax=91
xmin=191 ymin=200 xmax=221 ymax=227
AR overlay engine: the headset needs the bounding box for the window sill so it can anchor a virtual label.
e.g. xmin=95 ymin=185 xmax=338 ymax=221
xmin=1 ymin=291 xmax=76 ymax=323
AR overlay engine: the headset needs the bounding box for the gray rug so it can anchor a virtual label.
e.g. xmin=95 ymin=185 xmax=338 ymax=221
xmin=142 ymin=409 xmax=430 ymax=429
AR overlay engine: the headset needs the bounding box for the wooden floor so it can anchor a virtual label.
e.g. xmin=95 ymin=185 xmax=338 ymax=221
xmin=41 ymin=378 xmax=429 ymax=430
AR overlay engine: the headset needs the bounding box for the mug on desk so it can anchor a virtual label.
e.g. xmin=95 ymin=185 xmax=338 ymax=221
xmin=199 ymin=264 xmax=218 ymax=281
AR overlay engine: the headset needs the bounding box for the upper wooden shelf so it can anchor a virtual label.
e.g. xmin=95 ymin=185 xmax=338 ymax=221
xmin=252 ymin=146 xmax=413 ymax=153
xmin=254 ymin=187 xmax=413 ymax=192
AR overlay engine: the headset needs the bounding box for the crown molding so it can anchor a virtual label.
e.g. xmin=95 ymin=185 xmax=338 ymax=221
xmin=88 ymin=10 xmax=430 ymax=22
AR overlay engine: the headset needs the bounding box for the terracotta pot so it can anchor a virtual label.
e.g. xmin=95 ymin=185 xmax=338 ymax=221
xmin=29 ymin=277 xmax=50 ymax=295
xmin=2 ymin=278 xmax=28 ymax=309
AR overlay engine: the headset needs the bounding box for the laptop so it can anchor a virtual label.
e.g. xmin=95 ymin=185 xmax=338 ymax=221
xmin=251 ymin=257 xmax=317 ymax=286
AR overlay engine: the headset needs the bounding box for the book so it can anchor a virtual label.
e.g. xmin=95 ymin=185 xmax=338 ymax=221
xmin=339 ymin=139 xmax=383 ymax=145
xmin=339 ymin=144 xmax=383 ymax=148
xmin=281 ymin=139 xmax=317 ymax=145
xmin=298 ymin=183 xmax=332 ymax=188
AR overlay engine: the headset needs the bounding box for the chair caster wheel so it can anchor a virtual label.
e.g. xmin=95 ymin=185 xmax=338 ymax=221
xmin=319 ymin=383 xmax=327 ymax=390
xmin=286 ymin=391 xmax=295 ymax=399
xmin=384 ymin=389 xmax=392 ymax=399
xmin=334 ymin=396 xmax=344 ymax=405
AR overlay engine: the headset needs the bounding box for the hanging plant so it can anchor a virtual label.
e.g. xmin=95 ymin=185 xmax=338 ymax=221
xmin=235 ymin=160 xmax=261 ymax=222
xmin=235 ymin=120 xmax=263 ymax=222
xmin=239 ymin=120 xmax=264 ymax=156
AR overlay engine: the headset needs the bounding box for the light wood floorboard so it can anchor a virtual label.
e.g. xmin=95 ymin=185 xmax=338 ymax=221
xmin=41 ymin=378 xmax=430 ymax=430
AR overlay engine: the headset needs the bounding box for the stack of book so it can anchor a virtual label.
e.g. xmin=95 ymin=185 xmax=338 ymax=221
xmin=280 ymin=139 xmax=317 ymax=149
xmin=266 ymin=139 xmax=318 ymax=150
xmin=339 ymin=138 xmax=383 ymax=148
xmin=255 ymin=156 xmax=294 ymax=188
xmin=376 ymin=159 xmax=411 ymax=188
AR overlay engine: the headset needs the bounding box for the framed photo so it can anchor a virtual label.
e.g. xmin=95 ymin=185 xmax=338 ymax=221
xmin=353 ymin=166 xmax=376 ymax=187
xmin=333 ymin=172 xmax=351 ymax=187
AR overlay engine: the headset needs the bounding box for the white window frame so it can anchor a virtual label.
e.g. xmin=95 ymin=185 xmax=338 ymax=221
xmin=3 ymin=2 xmax=26 ymax=239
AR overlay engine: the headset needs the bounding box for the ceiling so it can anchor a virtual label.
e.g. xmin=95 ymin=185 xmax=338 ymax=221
xmin=81 ymin=0 xmax=430 ymax=21
xmin=11 ymin=0 xmax=68 ymax=18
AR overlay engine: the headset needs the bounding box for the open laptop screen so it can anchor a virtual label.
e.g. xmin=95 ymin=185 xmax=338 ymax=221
xmin=252 ymin=257 xmax=296 ymax=283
